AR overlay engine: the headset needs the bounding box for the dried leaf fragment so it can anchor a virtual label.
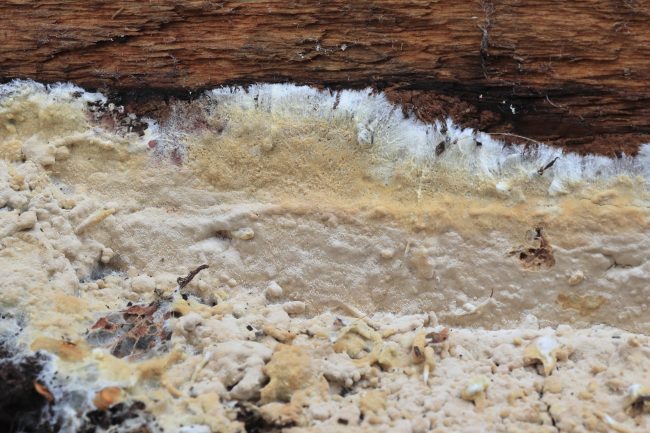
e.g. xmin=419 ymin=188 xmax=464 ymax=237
xmin=34 ymin=380 xmax=54 ymax=402
xmin=426 ymin=327 xmax=449 ymax=343
xmin=93 ymin=387 xmax=122 ymax=410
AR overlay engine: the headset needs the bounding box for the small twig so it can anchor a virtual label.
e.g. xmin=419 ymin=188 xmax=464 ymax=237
xmin=331 ymin=300 xmax=380 ymax=330
xmin=488 ymin=132 xmax=545 ymax=145
xmin=177 ymin=265 xmax=209 ymax=290
xmin=537 ymin=157 xmax=559 ymax=175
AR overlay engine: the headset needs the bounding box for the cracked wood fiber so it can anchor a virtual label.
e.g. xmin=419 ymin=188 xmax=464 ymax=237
xmin=1 ymin=0 xmax=650 ymax=154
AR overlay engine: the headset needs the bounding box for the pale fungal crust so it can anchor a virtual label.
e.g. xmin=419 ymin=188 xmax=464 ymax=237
xmin=208 ymin=341 xmax=273 ymax=401
xmin=0 ymin=81 xmax=649 ymax=432
xmin=231 ymin=227 xmax=255 ymax=241
xmin=265 ymin=281 xmax=284 ymax=299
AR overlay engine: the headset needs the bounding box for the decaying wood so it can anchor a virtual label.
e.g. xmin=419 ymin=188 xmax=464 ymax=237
xmin=1 ymin=1 xmax=650 ymax=154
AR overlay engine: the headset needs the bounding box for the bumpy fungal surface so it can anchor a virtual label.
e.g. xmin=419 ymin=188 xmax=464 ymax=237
xmin=0 ymin=81 xmax=649 ymax=432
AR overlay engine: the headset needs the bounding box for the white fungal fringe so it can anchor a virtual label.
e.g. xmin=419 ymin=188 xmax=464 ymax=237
xmin=2 ymin=80 xmax=648 ymax=196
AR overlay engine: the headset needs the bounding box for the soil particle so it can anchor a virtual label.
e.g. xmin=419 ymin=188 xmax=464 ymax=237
xmin=80 ymin=401 xmax=157 ymax=433
xmin=0 ymin=343 xmax=58 ymax=433
xmin=236 ymin=403 xmax=284 ymax=433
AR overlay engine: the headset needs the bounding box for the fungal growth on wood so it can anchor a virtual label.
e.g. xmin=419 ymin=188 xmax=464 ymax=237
xmin=1 ymin=70 xmax=649 ymax=432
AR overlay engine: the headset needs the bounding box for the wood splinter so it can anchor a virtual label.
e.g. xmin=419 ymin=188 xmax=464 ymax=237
xmin=177 ymin=264 xmax=209 ymax=290
xmin=537 ymin=157 xmax=559 ymax=175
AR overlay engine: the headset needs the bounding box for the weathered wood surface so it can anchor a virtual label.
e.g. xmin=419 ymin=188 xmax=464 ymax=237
xmin=2 ymin=1 xmax=650 ymax=154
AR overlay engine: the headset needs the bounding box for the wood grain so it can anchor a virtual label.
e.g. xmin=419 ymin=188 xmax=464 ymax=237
xmin=2 ymin=1 xmax=650 ymax=154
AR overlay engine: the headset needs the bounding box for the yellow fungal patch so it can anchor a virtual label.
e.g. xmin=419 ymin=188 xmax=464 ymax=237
xmin=333 ymin=321 xmax=383 ymax=367
xmin=556 ymin=293 xmax=607 ymax=315
xmin=260 ymin=344 xmax=317 ymax=404
xmin=31 ymin=337 xmax=89 ymax=362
